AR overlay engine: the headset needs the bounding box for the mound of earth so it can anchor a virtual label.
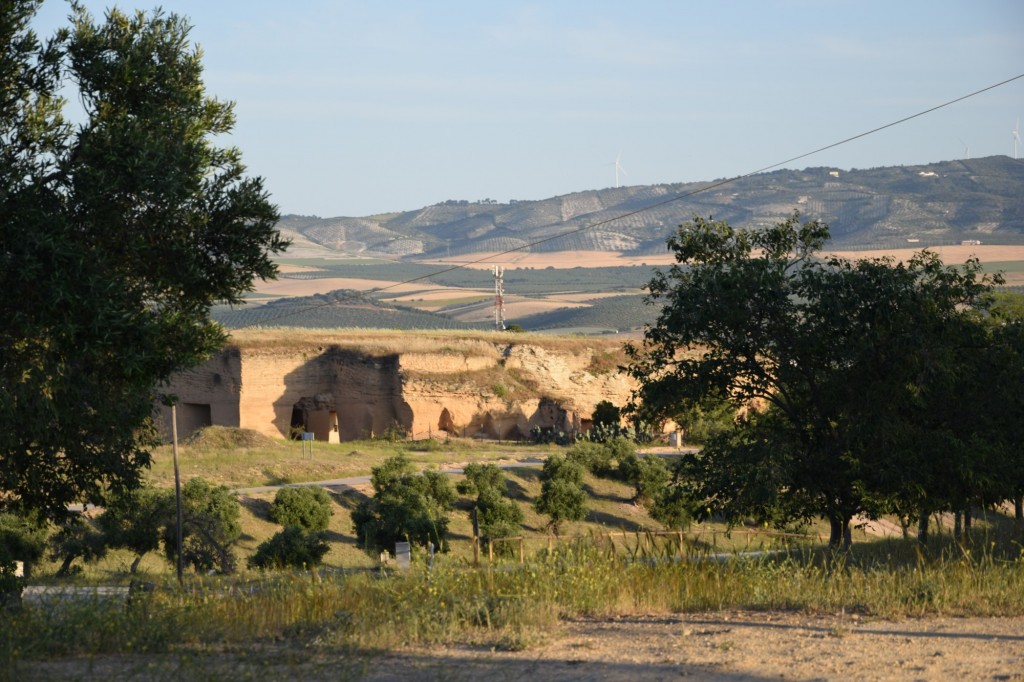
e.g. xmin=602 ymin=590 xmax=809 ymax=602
xmin=184 ymin=426 xmax=282 ymax=449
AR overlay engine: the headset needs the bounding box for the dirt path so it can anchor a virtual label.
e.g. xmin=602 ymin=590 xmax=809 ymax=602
xmin=21 ymin=611 xmax=1024 ymax=681
xmin=356 ymin=612 xmax=1024 ymax=681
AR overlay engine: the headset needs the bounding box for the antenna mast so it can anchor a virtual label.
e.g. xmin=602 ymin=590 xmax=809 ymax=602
xmin=492 ymin=265 xmax=506 ymax=331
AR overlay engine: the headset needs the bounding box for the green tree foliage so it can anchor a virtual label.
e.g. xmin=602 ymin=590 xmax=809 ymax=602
xmin=627 ymin=214 xmax=1000 ymax=547
xmin=161 ymin=478 xmax=241 ymax=574
xmin=972 ymin=291 xmax=1024 ymax=524
xmin=587 ymin=401 xmax=628 ymax=443
xmin=0 ymin=512 xmax=48 ymax=578
xmin=457 ymin=463 xmax=523 ymax=544
xmin=648 ymin=484 xmax=696 ymax=530
xmin=617 ymin=453 xmax=671 ymax=507
xmin=591 ymin=401 xmax=621 ymax=430
xmin=667 ymin=394 xmax=735 ymax=445
xmin=96 ymin=485 xmax=168 ymax=574
xmin=49 ymin=515 xmax=107 ymax=577
xmin=0 ymin=2 xmax=287 ymax=523
xmin=269 ymin=487 xmax=334 ymax=532
xmin=534 ymin=456 xmax=587 ymax=535
xmin=0 ymin=511 xmax=47 ymax=598
xmin=248 ymin=526 xmax=330 ymax=571
xmin=566 ymin=441 xmax=615 ymax=477
xmin=353 ymin=454 xmax=455 ymax=553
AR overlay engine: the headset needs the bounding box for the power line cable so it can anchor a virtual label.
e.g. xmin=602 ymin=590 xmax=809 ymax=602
xmin=232 ymin=72 xmax=1024 ymax=329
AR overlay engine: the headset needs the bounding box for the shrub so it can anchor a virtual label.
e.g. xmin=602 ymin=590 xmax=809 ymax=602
xmin=605 ymin=437 xmax=637 ymax=469
xmin=49 ymin=515 xmax=107 ymax=577
xmin=269 ymin=487 xmax=333 ymax=531
xmin=617 ymin=454 xmax=671 ymax=506
xmin=458 ymin=463 xmax=523 ymax=545
xmin=672 ymin=395 xmax=735 ymax=445
xmin=566 ymin=441 xmax=614 ymax=476
xmin=353 ymin=454 xmax=455 ymax=553
xmin=529 ymin=426 xmax=571 ymax=446
xmin=161 ymin=478 xmax=241 ymax=574
xmin=456 ymin=462 xmax=506 ymax=497
xmin=649 ymin=486 xmax=695 ymax=529
xmin=376 ymin=421 xmax=408 ymax=442
xmin=476 ymin=488 xmax=523 ymax=534
xmin=0 ymin=512 xmax=48 ymax=580
xmin=534 ymin=455 xmax=587 ymax=534
xmin=248 ymin=526 xmax=329 ymax=570
xmin=541 ymin=455 xmax=584 ymax=485
xmin=591 ymin=400 xmax=621 ymax=429
xmin=96 ymin=485 xmax=166 ymax=573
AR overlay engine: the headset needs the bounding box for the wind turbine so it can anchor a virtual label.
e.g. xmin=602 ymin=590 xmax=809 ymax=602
xmin=1013 ymin=119 xmax=1021 ymax=160
xmin=958 ymin=138 xmax=970 ymax=160
xmin=610 ymin=152 xmax=628 ymax=188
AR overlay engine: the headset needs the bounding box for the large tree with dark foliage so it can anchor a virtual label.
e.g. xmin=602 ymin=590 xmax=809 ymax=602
xmin=627 ymin=214 xmax=1000 ymax=547
xmin=0 ymin=2 xmax=287 ymax=522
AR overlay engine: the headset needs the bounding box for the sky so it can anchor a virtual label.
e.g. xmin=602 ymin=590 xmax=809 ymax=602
xmin=29 ymin=0 xmax=1024 ymax=219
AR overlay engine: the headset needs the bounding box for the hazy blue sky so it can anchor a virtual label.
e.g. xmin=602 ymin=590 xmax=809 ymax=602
xmin=31 ymin=1 xmax=1024 ymax=218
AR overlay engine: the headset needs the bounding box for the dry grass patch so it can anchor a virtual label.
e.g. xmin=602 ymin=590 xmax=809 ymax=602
xmin=226 ymin=327 xmax=629 ymax=357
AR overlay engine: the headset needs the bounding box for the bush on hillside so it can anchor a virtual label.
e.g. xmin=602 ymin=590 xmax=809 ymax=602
xmin=457 ymin=463 xmax=523 ymax=548
xmin=353 ymin=454 xmax=455 ymax=553
xmin=248 ymin=526 xmax=329 ymax=570
xmin=161 ymin=478 xmax=242 ymax=574
xmin=566 ymin=441 xmax=615 ymax=477
xmin=269 ymin=487 xmax=333 ymax=531
xmin=618 ymin=453 xmax=671 ymax=507
xmin=534 ymin=455 xmax=587 ymax=535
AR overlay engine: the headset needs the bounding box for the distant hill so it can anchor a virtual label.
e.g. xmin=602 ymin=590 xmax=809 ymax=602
xmin=279 ymin=156 xmax=1024 ymax=258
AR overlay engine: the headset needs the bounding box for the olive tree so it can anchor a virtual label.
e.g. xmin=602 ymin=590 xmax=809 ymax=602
xmin=534 ymin=456 xmax=587 ymax=535
xmin=353 ymin=454 xmax=456 ymax=553
xmin=457 ymin=463 xmax=524 ymax=544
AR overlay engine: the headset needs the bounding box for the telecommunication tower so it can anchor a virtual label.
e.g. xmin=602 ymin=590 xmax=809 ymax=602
xmin=492 ymin=265 xmax=506 ymax=331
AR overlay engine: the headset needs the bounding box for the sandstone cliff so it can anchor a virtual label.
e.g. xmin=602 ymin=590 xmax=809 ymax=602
xmin=159 ymin=329 xmax=633 ymax=442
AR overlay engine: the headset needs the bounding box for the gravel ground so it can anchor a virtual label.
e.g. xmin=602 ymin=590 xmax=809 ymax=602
xmin=17 ymin=611 xmax=1024 ymax=681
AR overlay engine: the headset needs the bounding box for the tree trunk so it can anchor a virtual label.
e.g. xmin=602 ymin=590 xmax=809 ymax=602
xmin=1014 ymin=497 xmax=1023 ymax=525
xmin=56 ymin=554 xmax=77 ymax=578
xmin=917 ymin=514 xmax=929 ymax=544
xmin=828 ymin=515 xmax=851 ymax=549
xmin=130 ymin=555 xmax=142 ymax=574
xmin=964 ymin=507 xmax=972 ymax=536
xmin=954 ymin=511 xmax=962 ymax=542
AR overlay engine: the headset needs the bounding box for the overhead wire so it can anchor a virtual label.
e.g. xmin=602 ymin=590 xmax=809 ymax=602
xmin=232 ymin=72 xmax=1024 ymax=329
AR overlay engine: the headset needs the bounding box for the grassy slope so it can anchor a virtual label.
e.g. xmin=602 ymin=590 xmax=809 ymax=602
xmin=45 ymin=431 xmax=854 ymax=581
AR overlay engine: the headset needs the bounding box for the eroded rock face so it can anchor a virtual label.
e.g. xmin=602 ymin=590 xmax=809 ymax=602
xmin=158 ymin=332 xmax=633 ymax=442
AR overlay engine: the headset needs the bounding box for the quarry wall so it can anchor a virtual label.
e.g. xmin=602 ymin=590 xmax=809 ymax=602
xmin=158 ymin=332 xmax=633 ymax=442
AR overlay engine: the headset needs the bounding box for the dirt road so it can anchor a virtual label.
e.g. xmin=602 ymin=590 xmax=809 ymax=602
xmin=21 ymin=611 xmax=1024 ymax=681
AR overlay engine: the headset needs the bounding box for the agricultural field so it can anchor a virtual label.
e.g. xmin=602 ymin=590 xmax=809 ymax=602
xmin=217 ymin=243 xmax=1024 ymax=335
